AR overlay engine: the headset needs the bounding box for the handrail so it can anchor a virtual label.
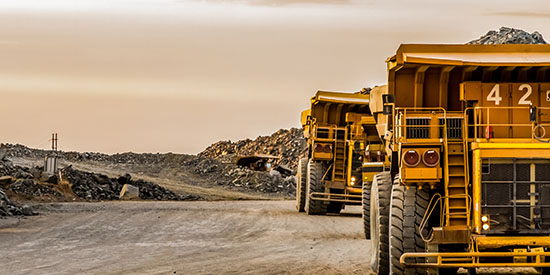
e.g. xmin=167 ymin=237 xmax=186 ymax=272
xmin=401 ymin=251 xmax=550 ymax=268
xmin=419 ymin=193 xmax=442 ymax=242
xmin=312 ymin=124 xmax=343 ymax=140
xmin=419 ymin=193 xmax=472 ymax=240
xmin=463 ymin=106 xmax=550 ymax=141
xmin=392 ymin=107 xmax=449 ymax=144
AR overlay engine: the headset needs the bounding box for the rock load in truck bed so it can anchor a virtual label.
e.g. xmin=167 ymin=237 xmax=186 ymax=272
xmin=468 ymin=26 xmax=547 ymax=45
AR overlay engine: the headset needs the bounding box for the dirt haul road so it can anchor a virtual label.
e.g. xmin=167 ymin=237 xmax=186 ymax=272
xmin=0 ymin=201 xmax=374 ymax=275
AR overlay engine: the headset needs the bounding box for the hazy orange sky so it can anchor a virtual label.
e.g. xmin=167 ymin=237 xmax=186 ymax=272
xmin=2 ymin=0 xmax=550 ymax=154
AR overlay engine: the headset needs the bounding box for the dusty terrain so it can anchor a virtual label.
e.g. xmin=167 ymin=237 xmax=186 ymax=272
xmin=0 ymin=200 xmax=542 ymax=275
xmin=0 ymin=201 xmax=374 ymax=275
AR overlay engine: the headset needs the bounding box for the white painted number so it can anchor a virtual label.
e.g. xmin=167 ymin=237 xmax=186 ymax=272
xmin=487 ymin=84 xmax=502 ymax=105
xmin=518 ymin=84 xmax=532 ymax=105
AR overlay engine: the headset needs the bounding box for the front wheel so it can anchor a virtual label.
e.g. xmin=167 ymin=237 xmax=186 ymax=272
xmin=295 ymin=157 xmax=308 ymax=212
xmin=362 ymin=180 xmax=371 ymax=239
xmin=369 ymin=172 xmax=392 ymax=274
xmin=388 ymin=184 xmax=428 ymax=275
xmin=305 ymin=160 xmax=327 ymax=215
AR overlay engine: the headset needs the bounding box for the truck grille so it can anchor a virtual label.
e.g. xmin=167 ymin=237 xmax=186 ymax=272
xmin=439 ymin=118 xmax=463 ymax=139
xmin=481 ymin=159 xmax=550 ymax=234
xmin=406 ymin=118 xmax=430 ymax=139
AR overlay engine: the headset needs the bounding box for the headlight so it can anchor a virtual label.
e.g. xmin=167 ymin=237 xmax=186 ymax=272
xmin=423 ymin=150 xmax=440 ymax=167
xmin=350 ymin=176 xmax=356 ymax=186
xmin=403 ymin=150 xmax=420 ymax=167
xmin=482 ymin=223 xmax=490 ymax=230
xmin=481 ymin=215 xmax=488 ymax=223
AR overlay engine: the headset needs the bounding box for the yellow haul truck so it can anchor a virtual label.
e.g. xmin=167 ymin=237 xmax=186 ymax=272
xmin=296 ymin=91 xmax=385 ymax=218
xmin=366 ymin=44 xmax=550 ymax=275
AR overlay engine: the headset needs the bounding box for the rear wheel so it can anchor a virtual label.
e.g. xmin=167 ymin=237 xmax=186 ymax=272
xmin=362 ymin=180 xmax=371 ymax=239
xmin=305 ymin=160 xmax=327 ymax=215
xmin=295 ymin=157 xmax=308 ymax=212
xmin=389 ymin=184 xmax=428 ymax=275
xmin=370 ymin=172 xmax=392 ymax=274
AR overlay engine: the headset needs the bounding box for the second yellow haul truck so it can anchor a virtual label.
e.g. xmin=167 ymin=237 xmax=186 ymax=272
xmin=296 ymin=91 xmax=386 ymax=219
xmin=364 ymin=44 xmax=550 ymax=274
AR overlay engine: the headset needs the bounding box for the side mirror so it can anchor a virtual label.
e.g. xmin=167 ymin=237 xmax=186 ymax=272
xmin=382 ymin=94 xmax=395 ymax=104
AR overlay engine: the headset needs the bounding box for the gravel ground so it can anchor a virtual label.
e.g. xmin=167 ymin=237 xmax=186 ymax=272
xmin=0 ymin=201 xmax=373 ymax=275
xmin=0 ymin=201 xmax=541 ymax=275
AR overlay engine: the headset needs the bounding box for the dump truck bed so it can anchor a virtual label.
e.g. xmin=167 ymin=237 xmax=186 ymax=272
xmin=307 ymin=91 xmax=370 ymax=127
xmin=389 ymin=44 xmax=550 ymax=67
xmin=385 ymin=44 xmax=550 ymax=111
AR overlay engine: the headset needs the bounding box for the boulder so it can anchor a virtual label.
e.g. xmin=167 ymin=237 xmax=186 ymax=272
xmin=119 ymin=184 xmax=140 ymax=200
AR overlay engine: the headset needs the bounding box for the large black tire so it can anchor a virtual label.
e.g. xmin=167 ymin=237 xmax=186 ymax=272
xmin=370 ymin=172 xmax=392 ymax=274
xmin=295 ymin=157 xmax=309 ymax=212
xmin=389 ymin=184 xmax=429 ymax=275
xmin=362 ymin=180 xmax=371 ymax=240
xmin=305 ymin=160 xmax=327 ymax=215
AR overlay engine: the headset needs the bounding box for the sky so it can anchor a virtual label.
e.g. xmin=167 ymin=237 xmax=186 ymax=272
xmin=1 ymin=0 xmax=550 ymax=154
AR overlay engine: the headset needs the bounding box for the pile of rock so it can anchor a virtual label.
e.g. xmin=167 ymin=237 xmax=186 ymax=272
xmin=227 ymin=167 xmax=296 ymax=193
xmin=1 ymin=144 xmax=192 ymax=167
xmin=0 ymin=190 xmax=34 ymax=216
xmin=0 ymin=153 xmax=200 ymax=206
xmin=468 ymin=27 xmax=547 ymax=45
xmin=183 ymin=156 xmax=296 ymax=195
xmin=1 ymin=144 xmax=46 ymax=160
xmin=2 ymin=142 xmax=298 ymax=196
xmin=199 ymin=128 xmax=307 ymax=170
xmin=9 ymin=179 xmax=63 ymax=199
xmin=62 ymin=167 xmax=199 ymax=201
xmin=0 ymin=158 xmax=34 ymax=180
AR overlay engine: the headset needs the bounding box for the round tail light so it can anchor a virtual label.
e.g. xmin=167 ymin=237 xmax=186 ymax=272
xmin=423 ymin=150 xmax=440 ymax=167
xmin=403 ymin=150 xmax=420 ymax=167
xmin=315 ymin=143 xmax=323 ymax=152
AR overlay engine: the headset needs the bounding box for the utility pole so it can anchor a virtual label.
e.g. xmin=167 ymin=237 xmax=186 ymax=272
xmin=51 ymin=133 xmax=57 ymax=151
xmin=44 ymin=133 xmax=58 ymax=175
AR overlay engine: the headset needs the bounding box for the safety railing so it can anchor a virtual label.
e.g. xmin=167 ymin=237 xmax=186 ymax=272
xmin=393 ymin=107 xmax=449 ymax=144
xmin=309 ymin=192 xmax=362 ymax=203
xmin=419 ymin=193 xmax=472 ymax=241
xmin=401 ymin=250 xmax=550 ymax=268
xmin=312 ymin=124 xmax=341 ymax=141
xmin=464 ymin=106 xmax=550 ymax=141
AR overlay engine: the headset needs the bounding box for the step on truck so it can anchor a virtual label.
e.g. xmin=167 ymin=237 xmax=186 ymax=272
xmin=365 ymin=44 xmax=550 ymax=274
xmin=296 ymin=91 xmax=387 ymax=219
